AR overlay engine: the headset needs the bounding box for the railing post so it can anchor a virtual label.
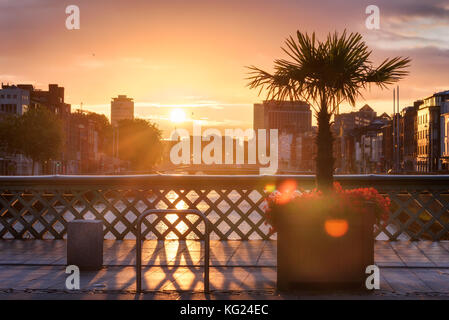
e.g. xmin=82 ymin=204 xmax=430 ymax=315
xmin=136 ymin=215 xmax=142 ymax=293
xmin=135 ymin=209 xmax=210 ymax=293
xmin=204 ymin=219 xmax=210 ymax=292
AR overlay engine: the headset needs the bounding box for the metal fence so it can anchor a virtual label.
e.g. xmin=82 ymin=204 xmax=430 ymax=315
xmin=0 ymin=175 xmax=448 ymax=241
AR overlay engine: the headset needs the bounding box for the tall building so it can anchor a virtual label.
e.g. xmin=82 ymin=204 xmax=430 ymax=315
xmin=399 ymin=103 xmax=420 ymax=172
xmin=253 ymin=100 xmax=312 ymax=172
xmin=0 ymin=84 xmax=30 ymax=118
xmin=442 ymin=113 xmax=449 ymax=171
xmin=334 ymin=104 xmax=377 ymax=134
xmin=416 ymin=91 xmax=449 ymax=172
xmin=381 ymin=121 xmax=394 ymax=172
xmin=333 ymin=104 xmax=377 ymax=173
xmin=437 ymin=91 xmax=449 ymax=171
xmin=111 ymin=95 xmax=134 ymax=126
xmin=417 ymin=107 xmax=439 ymax=173
xmin=352 ymin=120 xmax=388 ymax=173
xmin=253 ymin=100 xmax=311 ymax=134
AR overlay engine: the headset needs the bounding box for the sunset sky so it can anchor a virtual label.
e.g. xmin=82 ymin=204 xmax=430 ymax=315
xmin=1 ymin=0 xmax=449 ymax=137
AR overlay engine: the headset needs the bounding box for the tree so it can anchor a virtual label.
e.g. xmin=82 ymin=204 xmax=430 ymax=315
xmin=87 ymin=112 xmax=113 ymax=155
xmin=117 ymin=118 xmax=163 ymax=172
xmin=247 ymin=30 xmax=410 ymax=191
xmin=0 ymin=107 xmax=63 ymax=175
xmin=69 ymin=110 xmax=113 ymax=155
xmin=0 ymin=115 xmax=20 ymax=155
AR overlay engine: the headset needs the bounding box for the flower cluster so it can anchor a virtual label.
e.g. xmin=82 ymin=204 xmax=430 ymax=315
xmin=263 ymin=182 xmax=390 ymax=232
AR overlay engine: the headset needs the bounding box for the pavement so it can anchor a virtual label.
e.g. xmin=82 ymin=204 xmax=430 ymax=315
xmin=1 ymin=240 xmax=449 ymax=299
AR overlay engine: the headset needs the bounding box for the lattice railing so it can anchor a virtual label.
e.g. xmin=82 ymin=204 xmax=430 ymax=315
xmin=0 ymin=175 xmax=448 ymax=240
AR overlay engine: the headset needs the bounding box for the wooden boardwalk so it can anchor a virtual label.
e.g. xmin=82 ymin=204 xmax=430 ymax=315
xmin=0 ymin=240 xmax=449 ymax=298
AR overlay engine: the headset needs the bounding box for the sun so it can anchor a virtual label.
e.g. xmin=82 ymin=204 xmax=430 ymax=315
xmin=170 ymin=108 xmax=186 ymax=123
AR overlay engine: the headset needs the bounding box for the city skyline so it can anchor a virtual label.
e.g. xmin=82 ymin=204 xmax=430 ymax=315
xmin=2 ymin=1 xmax=449 ymax=304
xmin=1 ymin=0 xmax=449 ymax=135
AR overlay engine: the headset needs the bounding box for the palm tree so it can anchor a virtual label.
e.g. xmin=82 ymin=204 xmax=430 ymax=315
xmin=247 ymin=30 xmax=410 ymax=191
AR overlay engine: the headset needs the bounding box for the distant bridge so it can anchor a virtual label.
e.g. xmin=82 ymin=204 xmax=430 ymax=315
xmin=156 ymin=164 xmax=314 ymax=175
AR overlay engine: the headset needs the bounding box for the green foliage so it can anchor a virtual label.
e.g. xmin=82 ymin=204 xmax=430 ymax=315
xmin=117 ymin=118 xmax=163 ymax=172
xmin=247 ymin=30 xmax=410 ymax=190
xmin=247 ymin=30 xmax=411 ymax=115
xmin=70 ymin=110 xmax=113 ymax=155
xmin=0 ymin=115 xmax=21 ymax=154
xmin=0 ymin=107 xmax=63 ymax=173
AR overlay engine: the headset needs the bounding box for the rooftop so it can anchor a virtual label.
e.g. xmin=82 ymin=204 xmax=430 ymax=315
xmin=112 ymin=95 xmax=134 ymax=102
xmin=359 ymin=104 xmax=374 ymax=112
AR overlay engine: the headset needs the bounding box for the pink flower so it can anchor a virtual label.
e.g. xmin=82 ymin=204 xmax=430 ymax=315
xmin=263 ymin=182 xmax=390 ymax=232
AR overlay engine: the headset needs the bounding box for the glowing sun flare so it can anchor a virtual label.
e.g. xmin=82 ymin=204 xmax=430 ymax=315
xmin=325 ymin=219 xmax=349 ymax=238
xmin=170 ymin=109 xmax=186 ymax=123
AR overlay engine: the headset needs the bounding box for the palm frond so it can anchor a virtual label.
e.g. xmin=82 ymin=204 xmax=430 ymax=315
xmin=246 ymin=30 xmax=410 ymax=116
xmin=365 ymin=57 xmax=411 ymax=88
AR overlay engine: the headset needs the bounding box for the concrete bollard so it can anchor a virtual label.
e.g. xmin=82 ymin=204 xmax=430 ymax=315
xmin=67 ymin=220 xmax=103 ymax=270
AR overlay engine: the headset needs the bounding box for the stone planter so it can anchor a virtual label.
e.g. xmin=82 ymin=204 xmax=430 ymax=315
xmin=276 ymin=203 xmax=375 ymax=291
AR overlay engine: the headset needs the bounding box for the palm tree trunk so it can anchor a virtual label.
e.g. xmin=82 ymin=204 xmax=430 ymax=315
xmin=315 ymin=109 xmax=334 ymax=192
